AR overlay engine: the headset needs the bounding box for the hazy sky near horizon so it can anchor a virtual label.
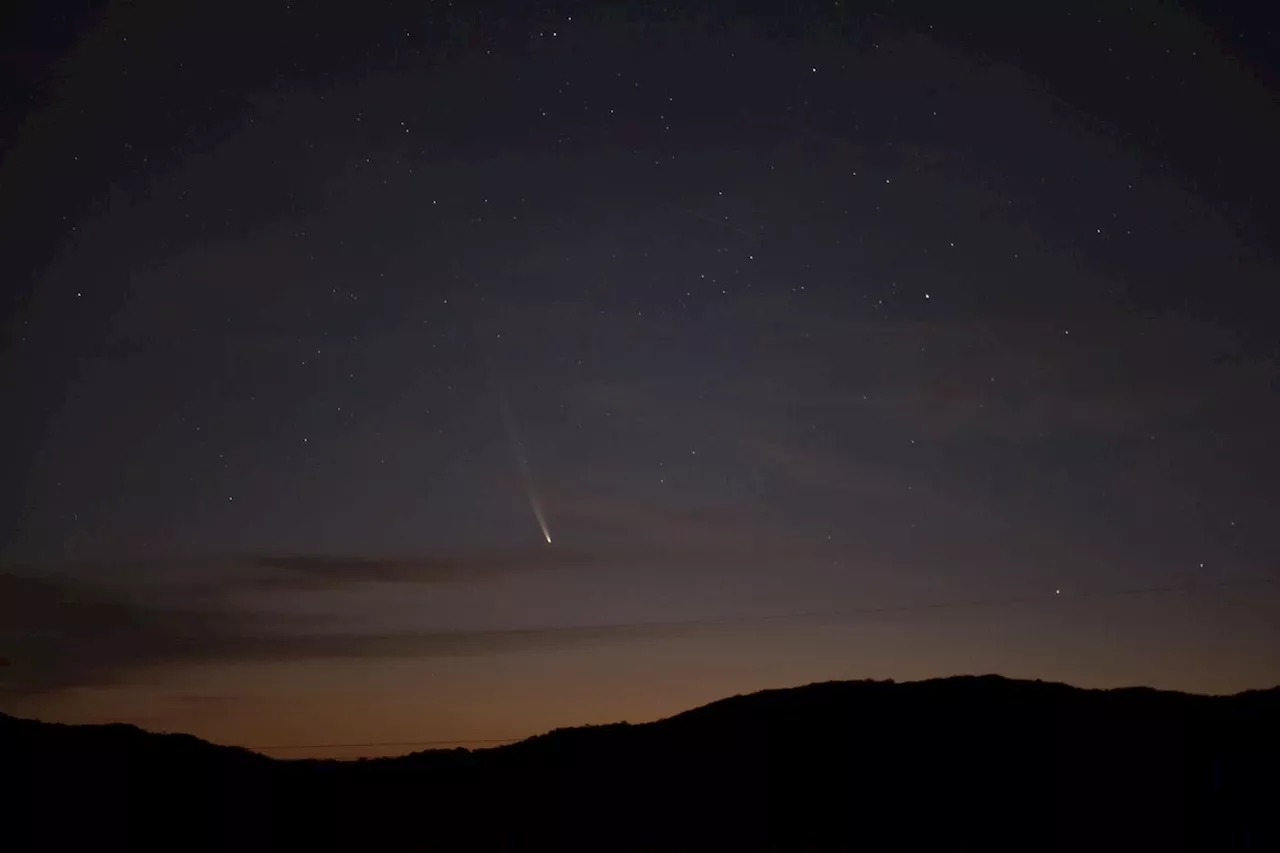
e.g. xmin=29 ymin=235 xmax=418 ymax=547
xmin=3 ymin=0 xmax=1280 ymax=756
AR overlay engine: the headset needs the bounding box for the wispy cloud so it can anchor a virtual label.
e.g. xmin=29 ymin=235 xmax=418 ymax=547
xmin=0 ymin=571 xmax=255 ymax=700
xmin=846 ymin=315 xmax=1267 ymax=441
xmin=244 ymin=548 xmax=599 ymax=590
xmin=575 ymin=310 xmax=1270 ymax=444
xmin=0 ymin=545 xmax=703 ymax=700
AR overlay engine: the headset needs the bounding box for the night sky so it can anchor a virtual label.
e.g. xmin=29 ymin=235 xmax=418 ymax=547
xmin=3 ymin=0 xmax=1279 ymax=756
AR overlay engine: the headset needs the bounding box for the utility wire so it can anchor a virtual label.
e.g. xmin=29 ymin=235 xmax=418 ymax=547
xmin=239 ymin=572 xmax=1279 ymax=755
xmin=251 ymin=736 xmax=523 ymax=752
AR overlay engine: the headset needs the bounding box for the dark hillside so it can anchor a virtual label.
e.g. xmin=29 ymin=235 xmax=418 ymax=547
xmin=5 ymin=676 xmax=1279 ymax=851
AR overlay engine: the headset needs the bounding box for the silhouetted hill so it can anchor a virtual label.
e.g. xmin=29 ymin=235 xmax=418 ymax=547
xmin=5 ymin=675 xmax=1280 ymax=851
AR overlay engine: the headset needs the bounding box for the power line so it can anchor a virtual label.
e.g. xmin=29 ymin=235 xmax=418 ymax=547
xmin=236 ymin=572 xmax=1279 ymax=755
xmin=251 ymin=736 xmax=523 ymax=752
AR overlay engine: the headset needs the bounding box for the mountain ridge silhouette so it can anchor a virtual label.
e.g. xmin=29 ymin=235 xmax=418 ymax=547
xmin=5 ymin=674 xmax=1279 ymax=851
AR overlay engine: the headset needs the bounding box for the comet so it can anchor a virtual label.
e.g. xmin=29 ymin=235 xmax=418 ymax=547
xmin=497 ymin=389 xmax=552 ymax=544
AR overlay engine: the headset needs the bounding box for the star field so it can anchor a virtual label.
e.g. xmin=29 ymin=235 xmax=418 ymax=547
xmin=1 ymin=0 xmax=1279 ymax=755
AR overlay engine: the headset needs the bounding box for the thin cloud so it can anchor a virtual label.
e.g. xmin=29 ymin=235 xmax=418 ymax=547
xmin=846 ymin=315 xmax=1266 ymax=441
xmin=245 ymin=547 xmax=599 ymax=590
xmin=0 ymin=546 xmax=695 ymax=700
xmin=0 ymin=571 xmax=254 ymax=700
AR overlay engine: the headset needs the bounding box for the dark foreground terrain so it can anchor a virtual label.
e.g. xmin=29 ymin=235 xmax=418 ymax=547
xmin=5 ymin=675 xmax=1279 ymax=851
